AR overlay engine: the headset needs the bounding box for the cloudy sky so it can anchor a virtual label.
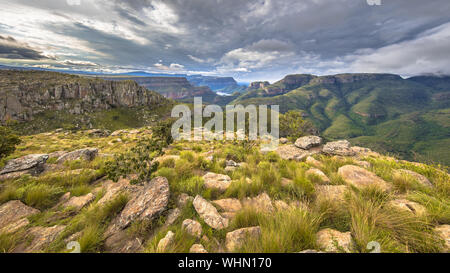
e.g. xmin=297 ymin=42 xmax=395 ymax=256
xmin=0 ymin=0 xmax=450 ymax=82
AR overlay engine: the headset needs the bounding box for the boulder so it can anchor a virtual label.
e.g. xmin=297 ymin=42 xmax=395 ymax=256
xmin=157 ymin=231 xmax=175 ymax=252
xmin=104 ymin=230 xmax=143 ymax=253
xmin=63 ymin=193 xmax=95 ymax=211
xmin=202 ymin=172 xmax=232 ymax=191
xmin=295 ymin=136 xmax=322 ymax=150
xmin=1 ymin=218 xmax=30 ymax=234
xmin=0 ymin=170 xmax=29 ymax=181
xmin=322 ymin=140 xmax=356 ymax=156
xmin=279 ymin=138 xmax=289 ymax=144
xmin=351 ymin=146 xmax=380 ymax=157
xmin=275 ymin=145 xmax=320 ymax=161
xmin=48 ymin=151 xmax=67 ymax=159
xmin=0 ymin=154 xmax=49 ymax=175
xmin=315 ymin=185 xmax=348 ymax=203
xmin=387 ymin=199 xmax=427 ymax=216
xmin=107 ymin=177 xmax=169 ymax=233
xmin=306 ymin=168 xmax=330 ymax=184
xmin=316 ymin=228 xmax=354 ymax=253
xmin=23 ymin=225 xmax=66 ymax=252
xmin=354 ymin=160 xmax=371 ymax=169
xmin=193 ymin=195 xmax=229 ymax=230
xmin=243 ymin=192 xmax=274 ymax=212
xmin=306 ymin=156 xmax=323 ymax=168
xmin=86 ymin=129 xmax=110 ymax=137
xmin=177 ymin=193 xmax=194 ymax=207
xmin=0 ymin=200 xmax=40 ymax=232
xmin=97 ymin=177 xmax=133 ymax=206
xmin=435 ymin=225 xmax=450 ymax=252
xmin=182 ymin=219 xmax=203 ymax=238
xmin=393 ymin=169 xmax=433 ymax=188
xmin=212 ymin=198 xmax=242 ymax=212
xmin=225 ymin=226 xmax=261 ymax=252
xmin=338 ymin=165 xmax=391 ymax=191
xmin=190 ymin=244 xmax=208 ymax=253
xmin=56 ymin=148 xmax=98 ymax=164
xmin=164 ymin=208 xmax=181 ymax=227
xmin=226 ymin=160 xmax=238 ymax=167
xmin=111 ymin=129 xmax=128 ymax=136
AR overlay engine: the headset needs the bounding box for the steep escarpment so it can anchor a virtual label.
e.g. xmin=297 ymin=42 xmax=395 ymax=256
xmin=100 ymin=76 xmax=225 ymax=102
xmin=187 ymin=75 xmax=246 ymax=94
xmin=233 ymin=73 xmax=450 ymax=164
xmin=0 ymin=70 xmax=169 ymax=123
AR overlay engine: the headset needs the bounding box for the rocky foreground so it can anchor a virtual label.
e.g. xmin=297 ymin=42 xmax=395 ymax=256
xmin=0 ymin=129 xmax=449 ymax=253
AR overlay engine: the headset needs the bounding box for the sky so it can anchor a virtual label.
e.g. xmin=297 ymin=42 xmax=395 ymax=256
xmin=0 ymin=0 xmax=450 ymax=82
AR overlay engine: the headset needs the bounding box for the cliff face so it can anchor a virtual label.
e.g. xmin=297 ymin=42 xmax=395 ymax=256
xmin=0 ymin=71 xmax=168 ymax=122
xmin=187 ymin=76 xmax=239 ymax=91
xmin=101 ymin=75 xmax=223 ymax=101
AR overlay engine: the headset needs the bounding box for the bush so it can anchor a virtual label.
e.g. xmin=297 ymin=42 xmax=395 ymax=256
xmin=279 ymin=110 xmax=316 ymax=140
xmin=0 ymin=126 xmax=21 ymax=159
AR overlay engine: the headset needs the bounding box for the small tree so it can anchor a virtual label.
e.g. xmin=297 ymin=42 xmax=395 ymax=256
xmin=279 ymin=110 xmax=316 ymax=140
xmin=151 ymin=118 xmax=175 ymax=146
xmin=0 ymin=126 xmax=21 ymax=159
xmin=105 ymin=119 xmax=175 ymax=184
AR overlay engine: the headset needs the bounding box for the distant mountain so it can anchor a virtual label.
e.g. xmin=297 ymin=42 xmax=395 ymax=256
xmin=98 ymin=75 xmax=237 ymax=105
xmin=187 ymin=75 xmax=247 ymax=94
xmin=0 ymin=64 xmax=245 ymax=94
xmin=233 ymin=73 xmax=450 ymax=165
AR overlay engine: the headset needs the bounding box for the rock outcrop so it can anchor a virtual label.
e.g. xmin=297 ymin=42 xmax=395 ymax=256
xmin=435 ymin=225 xmax=450 ymax=252
xmin=182 ymin=219 xmax=203 ymax=238
xmin=316 ymin=228 xmax=354 ymax=253
xmin=106 ymin=177 xmax=169 ymax=234
xmin=56 ymin=148 xmax=98 ymax=164
xmin=157 ymin=231 xmax=175 ymax=252
xmin=23 ymin=225 xmax=66 ymax=252
xmin=295 ymin=136 xmax=322 ymax=150
xmin=193 ymin=195 xmax=229 ymax=230
xmin=338 ymin=165 xmax=391 ymax=191
xmin=387 ymin=199 xmax=427 ymax=216
xmin=322 ymin=140 xmax=356 ymax=156
xmin=393 ymin=169 xmax=433 ymax=188
xmin=225 ymin=226 xmax=261 ymax=252
xmin=0 ymin=200 xmax=40 ymax=233
xmin=0 ymin=70 xmax=168 ymax=122
xmin=202 ymin=172 xmax=232 ymax=191
xmin=189 ymin=244 xmax=208 ymax=253
xmin=243 ymin=192 xmax=274 ymax=212
xmin=0 ymin=154 xmax=49 ymax=179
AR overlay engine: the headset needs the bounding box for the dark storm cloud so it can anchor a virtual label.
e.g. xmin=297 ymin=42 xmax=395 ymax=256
xmin=0 ymin=35 xmax=49 ymax=60
xmin=1 ymin=0 xmax=450 ymax=81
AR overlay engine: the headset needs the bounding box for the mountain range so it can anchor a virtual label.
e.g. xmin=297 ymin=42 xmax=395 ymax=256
xmin=0 ymin=68 xmax=448 ymax=165
xmin=233 ymin=73 xmax=450 ymax=164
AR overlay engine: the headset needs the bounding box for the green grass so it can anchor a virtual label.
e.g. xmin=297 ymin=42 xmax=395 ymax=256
xmin=233 ymin=207 xmax=322 ymax=253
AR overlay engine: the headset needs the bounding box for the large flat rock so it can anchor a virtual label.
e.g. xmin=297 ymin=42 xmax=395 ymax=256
xmin=338 ymin=165 xmax=391 ymax=191
xmin=107 ymin=176 xmax=169 ymax=234
xmin=0 ymin=200 xmax=40 ymax=232
xmin=0 ymin=154 xmax=49 ymax=175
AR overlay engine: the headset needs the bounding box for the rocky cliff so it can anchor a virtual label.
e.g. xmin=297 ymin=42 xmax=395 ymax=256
xmin=100 ymin=76 xmax=221 ymax=101
xmin=0 ymin=70 xmax=168 ymax=122
xmin=187 ymin=76 xmax=240 ymax=91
